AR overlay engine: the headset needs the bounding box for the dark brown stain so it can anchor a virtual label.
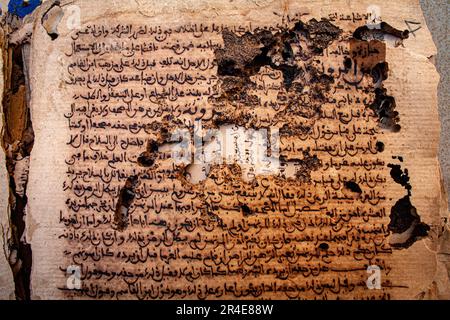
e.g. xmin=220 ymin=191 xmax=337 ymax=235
xmin=241 ymin=204 xmax=253 ymax=216
xmin=343 ymin=56 xmax=352 ymax=70
xmin=293 ymin=19 xmax=342 ymax=55
xmin=137 ymin=139 xmax=159 ymax=167
xmin=388 ymin=163 xmax=412 ymax=195
xmin=114 ymin=175 xmax=139 ymax=231
xmin=370 ymin=87 xmax=401 ymax=132
xmin=370 ymin=62 xmax=389 ymax=85
xmin=375 ymin=141 xmax=385 ymax=153
xmin=344 ymin=181 xmax=362 ymax=193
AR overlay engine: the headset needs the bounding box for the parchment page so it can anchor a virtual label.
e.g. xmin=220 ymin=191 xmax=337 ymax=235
xmin=1 ymin=0 xmax=448 ymax=300
xmin=0 ymin=22 xmax=15 ymax=300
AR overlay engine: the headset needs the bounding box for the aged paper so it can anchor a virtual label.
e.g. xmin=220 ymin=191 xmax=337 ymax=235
xmin=0 ymin=0 xmax=448 ymax=300
xmin=0 ymin=22 xmax=15 ymax=300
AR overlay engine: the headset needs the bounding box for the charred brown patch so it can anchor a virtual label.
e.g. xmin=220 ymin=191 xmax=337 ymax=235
xmin=136 ymin=113 xmax=188 ymax=166
xmin=210 ymin=19 xmax=342 ymax=134
xmin=344 ymin=181 xmax=362 ymax=193
xmin=293 ymin=18 xmax=342 ymax=56
xmin=280 ymin=150 xmax=321 ymax=183
xmin=212 ymin=19 xmax=341 ymax=134
xmin=137 ymin=139 xmax=159 ymax=167
xmin=216 ymin=28 xmax=299 ymax=89
xmin=375 ymin=141 xmax=385 ymax=153
xmin=370 ymin=62 xmax=389 ymax=85
xmin=241 ymin=204 xmax=253 ymax=216
xmin=215 ymin=30 xmax=268 ymax=78
xmin=388 ymin=163 xmax=412 ymax=195
xmin=370 ymin=87 xmax=401 ymax=132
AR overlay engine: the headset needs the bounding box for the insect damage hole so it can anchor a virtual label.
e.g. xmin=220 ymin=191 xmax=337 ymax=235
xmin=114 ymin=176 xmax=139 ymax=231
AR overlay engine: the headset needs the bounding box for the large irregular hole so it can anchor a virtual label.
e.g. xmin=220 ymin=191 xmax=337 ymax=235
xmin=240 ymin=204 xmax=253 ymax=216
xmin=388 ymin=163 xmax=412 ymax=195
xmin=375 ymin=141 xmax=385 ymax=153
xmin=389 ymin=196 xmax=430 ymax=249
xmin=387 ymin=161 xmax=430 ymax=249
xmin=370 ymin=87 xmax=401 ymax=132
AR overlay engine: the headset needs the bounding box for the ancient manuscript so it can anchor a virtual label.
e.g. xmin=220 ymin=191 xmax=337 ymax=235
xmin=0 ymin=0 xmax=448 ymax=300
